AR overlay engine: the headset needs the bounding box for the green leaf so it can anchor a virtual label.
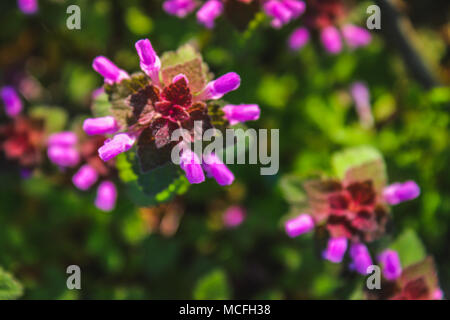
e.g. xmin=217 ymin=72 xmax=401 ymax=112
xmin=390 ymin=229 xmax=426 ymax=267
xmin=91 ymin=92 xmax=111 ymax=117
xmin=278 ymin=174 xmax=307 ymax=205
xmin=332 ymin=146 xmax=387 ymax=193
xmin=29 ymin=106 xmax=68 ymax=134
xmin=193 ymin=269 xmax=230 ymax=300
xmin=0 ymin=267 xmax=23 ymax=300
xmin=116 ymin=150 xmax=189 ymax=207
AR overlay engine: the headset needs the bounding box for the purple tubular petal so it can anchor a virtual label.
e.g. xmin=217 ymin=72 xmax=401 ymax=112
xmin=48 ymin=132 xmax=78 ymax=147
xmin=1 ymin=86 xmax=23 ymax=117
xmin=285 ymin=214 xmax=314 ymax=238
xmin=342 ymin=24 xmax=372 ymax=49
xmin=202 ymin=153 xmax=234 ymax=186
xmin=163 ymin=0 xmax=197 ymax=18
xmin=47 ymin=145 xmax=80 ymax=167
xmin=179 ymin=148 xmax=205 ymax=184
xmin=72 ymin=164 xmax=99 ymax=191
xmin=201 ymin=72 xmax=241 ymax=100
xmin=95 ymin=180 xmax=117 ymax=212
xmin=135 ymin=39 xmax=161 ymax=84
xmin=320 ymin=26 xmax=342 ymax=54
xmin=281 ymin=0 xmax=306 ymax=19
xmin=196 ymin=0 xmax=223 ymax=29
xmin=263 ymin=1 xmax=292 ymax=28
xmin=222 ymin=104 xmax=260 ymax=125
xmin=92 ymin=56 xmax=129 ymax=84
xmin=288 ymin=27 xmax=310 ymax=51
xmin=223 ymin=206 xmax=246 ymax=228
xmin=349 ymin=243 xmax=373 ymax=275
xmin=378 ymin=249 xmax=402 ymax=280
xmin=383 ymin=181 xmax=420 ymax=205
xmin=83 ymin=116 xmax=119 ymax=135
xmin=18 ymin=0 xmax=38 ymax=15
xmin=322 ymin=237 xmax=348 ymax=263
xmin=98 ymin=133 xmax=136 ymax=162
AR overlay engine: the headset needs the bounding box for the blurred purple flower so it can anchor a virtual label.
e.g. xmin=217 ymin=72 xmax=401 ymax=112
xmin=72 ymin=164 xmax=99 ymax=191
xmin=202 ymin=152 xmax=234 ymax=186
xmin=223 ymin=206 xmax=246 ymax=228
xmin=197 ymin=0 xmax=223 ymax=29
xmin=320 ymin=26 xmax=342 ymax=54
xmin=18 ymin=0 xmax=38 ymax=15
xmin=83 ymin=116 xmax=119 ymax=136
xmin=323 ymin=237 xmax=347 ymax=263
xmin=98 ymin=133 xmax=135 ymax=162
xmin=288 ymin=27 xmax=310 ymax=51
xmin=349 ymin=243 xmax=372 ymax=275
xmin=285 ymin=214 xmax=314 ymax=238
xmin=1 ymin=86 xmax=23 ymax=117
xmin=179 ymin=148 xmax=205 ymax=184
xmin=163 ymin=0 xmax=197 ymax=18
xmin=342 ymin=24 xmax=372 ymax=49
xmin=92 ymin=56 xmax=129 ymax=85
xmin=95 ymin=180 xmax=117 ymax=211
xmin=350 ymin=82 xmax=374 ymax=129
xmin=378 ymin=249 xmax=402 ymax=280
xmin=222 ymin=104 xmax=260 ymax=125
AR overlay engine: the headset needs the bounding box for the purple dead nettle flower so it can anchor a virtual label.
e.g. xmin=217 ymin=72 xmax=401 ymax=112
xmin=320 ymin=26 xmax=342 ymax=54
xmin=288 ymin=27 xmax=310 ymax=51
xmin=95 ymin=180 xmax=117 ymax=212
xmin=285 ymin=213 xmax=314 ymax=238
xmin=350 ymin=82 xmax=374 ymax=129
xmin=349 ymin=243 xmax=372 ymax=275
xmin=223 ymin=206 xmax=246 ymax=228
xmin=1 ymin=86 xmax=23 ymax=117
xmin=47 ymin=131 xmax=80 ymax=168
xmin=383 ymin=180 xmax=420 ymax=205
xmin=377 ymin=249 xmax=402 ymax=280
xmin=17 ymin=0 xmax=38 ymax=15
xmin=322 ymin=237 xmax=347 ymax=263
xmin=47 ymin=132 xmax=118 ymax=212
xmin=263 ymin=0 xmax=306 ymax=29
xmin=90 ymin=39 xmax=259 ymax=185
xmin=163 ymin=0 xmax=198 ymax=18
xmin=163 ymin=0 xmax=223 ymax=29
xmin=341 ymin=24 xmax=372 ymax=49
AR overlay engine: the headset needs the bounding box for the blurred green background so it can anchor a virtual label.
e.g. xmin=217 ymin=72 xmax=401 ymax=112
xmin=0 ymin=0 xmax=449 ymax=299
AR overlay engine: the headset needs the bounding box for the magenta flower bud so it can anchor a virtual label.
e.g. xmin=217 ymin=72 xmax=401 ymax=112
xmin=263 ymin=1 xmax=292 ymax=29
xmin=281 ymin=0 xmax=306 ymax=19
xmin=288 ymin=27 xmax=310 ymax=51
xmin=92 ymin=56 xmax=129 ymax=85
xmin=163 ymin=0 xmax=197 ymax=18
xmin=320 ymin=26 xmax=342 ymax=54
xmin=1 ymin=86 xmax=23 ymax=117
xmin=223 ymin=206 xmax=246 ymax=228
xmin=98 ymin=133 xmax=136 ymax=162
xmin=83 ymin=116 xmax=119 ymax=135
xmin=222 ymin=104 xmax=260 ymax=125
xmin=378 ymin=249 xmax=402 ymax=280
xmin=349 ymin=243 xmax=373 ymax=275
xmin=48 ymin=131 xmax=78 ymax=147
xmin=350 ymin=82 xmax=374 ymax=129
xmin=72 ymin=164 xmax=99 ymax=191
xmin=18 ymin=0 xmax=38 ymax=15
xmin=202 ymin=153 xmax=234 ymax=186
xmin=135 ymin=39 xmax=161 ymax=85
xmin=172 ymin=73 xmax=189 ymax=84
xmin=47 ymin=145 xmax=80 ymax=167
xmin=196 ymin=0 xmax=223 ymax=29
xmin=95 ymin=180 xmax=117 ymax=212
xmin=342 ymin=24 xmax=372 ymax=49
xmin=200 ymin=72 xmax=241 ymax=100
xmin=383 ymin=181 xmax=420 ymax=205
xmin=180 ymin=148 xmax=205 ymax=184
xmin=285 ymin=214 xmax=314 ymax=238
xmin=323 ymin=237 xmax=348 ymax=263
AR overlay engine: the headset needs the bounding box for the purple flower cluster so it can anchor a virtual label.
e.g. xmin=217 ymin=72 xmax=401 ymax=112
xmin=289 ymin=24 xmax=371 ymax=54
xmin=90 ymin=38 xmax=260 ymax=186
xmin=163 ymin=0 xmax=224 ymax=29
xmin=263 ymin=0 xmax=306 ymax=29
xmin=47 ymin=132 xmax=117 ymax=212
